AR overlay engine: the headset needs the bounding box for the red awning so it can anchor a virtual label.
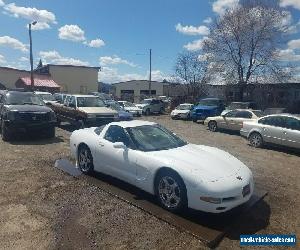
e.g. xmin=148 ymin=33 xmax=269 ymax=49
xmin=20 ymin=76 xmax=60 ymax=88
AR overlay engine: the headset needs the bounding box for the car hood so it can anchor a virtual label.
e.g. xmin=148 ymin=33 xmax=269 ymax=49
xmin=147 ymin=144 xmax=247 ymax=182
xmin=136 ymin=104 xmax=148 ymax=108
xmin=126 ymin=107 xmax=142 ymax=111
xmin=172 ymin=109 xmax=190 ymax=114
xmin=5 ymin=104 xmax=52 ymax=112
xmin=193 ymin=105 xmax=218 ymax=110
xmin=77 ymin=107 xmax=118 ymax=115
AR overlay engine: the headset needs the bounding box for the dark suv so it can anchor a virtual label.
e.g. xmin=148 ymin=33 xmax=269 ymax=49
xmin=0 ymin=91 xmax=57 ymax=141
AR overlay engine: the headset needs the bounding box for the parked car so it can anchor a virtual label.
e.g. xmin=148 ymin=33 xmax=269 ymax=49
xmin=106 ymin=101 xmax=133 ymax=121
xmin=118 ymin=101 xmax=142 ymax=116
xmin=49 ymin=94 xmax=118 ymax=128
xmin=89 ymin=92 xmax=114 ymax=102
xmin=221 ymin=102 xmax=257 ymax=115
xmin=240 ymin=114 xmax=300 ymax=149
xmin=34 ymin=91 xmax=58 ymax=105
xmin=190 ymin=98 xmax=225 ymax=122
xmin=53 ymin=93 xmax=67 ymax=104
xmin=70 ymin=120 xmax=254 ymax=213
xmin=170 ymin=103 xmax=194 ymax=120
xmin=0 ymin=90 xmax=57 ymax=141
xmin=135 ymin=98 xmax=165 ymax=115
xmin=204 ymin=109 xmax=264 ymax=132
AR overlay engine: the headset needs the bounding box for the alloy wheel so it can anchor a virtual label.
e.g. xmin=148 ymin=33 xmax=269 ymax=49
xmin=158 ymin=176 xmax=181 ymax=209
xmin=78 ymin=148 xmax=92 ymax=172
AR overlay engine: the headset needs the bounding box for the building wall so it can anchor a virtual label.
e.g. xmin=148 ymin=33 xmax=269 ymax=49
xmin=0 ymin=67 xmax=30 ymax=89
xmin=112 ymin=80 xmax=168 ymax=103
xmin=48 ymin=65 xmax=99 ymax=94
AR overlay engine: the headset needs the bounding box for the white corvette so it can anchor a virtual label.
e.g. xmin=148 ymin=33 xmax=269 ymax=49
xmin=70 ymin=120 xmax=254 ymax=213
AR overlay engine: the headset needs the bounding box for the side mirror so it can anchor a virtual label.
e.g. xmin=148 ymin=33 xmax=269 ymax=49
xmin=113 ymin=142 xmax=126 ymax=149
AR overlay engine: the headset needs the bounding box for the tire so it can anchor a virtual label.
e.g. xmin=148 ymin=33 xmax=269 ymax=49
xmin=192 ymin=119 xmax=197 ymax=123
xmin=145 ymin=109 xmax=150 ymax=116
xmin=208 ymin=121 xmax=218 ymax=132
xmin=249 ymin=132 xmax=263 ymax=148
xmin=1 ymin=121 xmax=11 ymax=141
xmin=155 ymin=170 xmax=187 ymax=213
xmin=78 ymin=145 xmax=94 ymax=174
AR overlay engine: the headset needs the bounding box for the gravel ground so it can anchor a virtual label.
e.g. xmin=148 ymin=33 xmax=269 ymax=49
xmin=0 ymin=115 xmax=299 ymax=249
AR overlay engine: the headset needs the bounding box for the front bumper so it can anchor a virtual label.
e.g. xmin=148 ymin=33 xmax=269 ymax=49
xmin=128 ymin=110 xmax=142 ymax=116
xmin=187 ymin=177 xmax=254 ymax=213
xmin=171 ymin=112 xmax=189 ymax=119
xmin=4 ymin=120 xmax=56 ymax=131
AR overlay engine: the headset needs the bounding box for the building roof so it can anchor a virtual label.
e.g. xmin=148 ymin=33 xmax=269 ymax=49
xmin=19 ymin=75 xmax=60 ymax=88
xmin=0 ymin=66 xmax=29 ymax=73
xmin=38 ymin=64 xmax=101 ymax=70
xmin=112 ymin=80 xmax=169 ymax=85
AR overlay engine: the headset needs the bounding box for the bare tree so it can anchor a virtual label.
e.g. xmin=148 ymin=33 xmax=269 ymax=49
xmin=174 ymin=51 xmax=209 ymax=100
xmin=203 ymin=0 xmax=293 ymax=101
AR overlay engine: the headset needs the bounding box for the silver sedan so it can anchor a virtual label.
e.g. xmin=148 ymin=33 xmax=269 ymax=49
xmin=241 ymin=114 xmax=300 ymax=149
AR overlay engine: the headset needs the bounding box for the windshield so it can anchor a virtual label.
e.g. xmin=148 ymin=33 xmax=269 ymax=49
xmin=38 ymin=94 xmax=55 ymax=101
xmin=6 ymin=92 xmax=45 ymax=106
xmin=197 ymin=99 xmax=220 ymax=106
xmin=141 ymin=99 xmax=152 ymax=104
xmin=252 ymin=110 xmax=264 ymax=117
xmin=126 ymin=125 xmax=187 ymax=152
xmin=77 ymin=97 xmax=105 ymax=107
xmin=108 ymin=102 xmax=122 ymax=111
xmin=177 ymin=104 xmax=192 ymax=110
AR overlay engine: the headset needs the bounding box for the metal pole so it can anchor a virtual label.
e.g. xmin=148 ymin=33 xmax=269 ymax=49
xmin=149 ymin=49 xmax=152 ymax=97
xmin=29 ymin=23 xmax=34 ymax=90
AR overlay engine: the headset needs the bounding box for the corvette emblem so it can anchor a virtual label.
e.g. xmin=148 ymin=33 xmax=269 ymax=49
xmin=236 ymin=176 xmax=243 ymax=180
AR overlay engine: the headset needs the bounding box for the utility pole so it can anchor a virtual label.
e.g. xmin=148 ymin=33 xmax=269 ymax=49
xmin=149 ymin=49 xmax=152 ymax=97
xmin=29 ymin=21 xmax=37 ymax=91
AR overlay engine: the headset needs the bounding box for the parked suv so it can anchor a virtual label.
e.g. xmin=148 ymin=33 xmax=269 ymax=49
xmin=136 ymin=98 xmax=165 ymax=115
xmin=0 ymin=90 xmax=57 ymax=141
xmin=191 ymin=98 xmax=225 ymax=122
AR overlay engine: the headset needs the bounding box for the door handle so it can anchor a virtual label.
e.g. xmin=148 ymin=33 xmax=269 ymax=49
xmin=283 ymin=131 xmax=287 ymax=135
xmin=99 ymin=142 xmax=105 ymax=147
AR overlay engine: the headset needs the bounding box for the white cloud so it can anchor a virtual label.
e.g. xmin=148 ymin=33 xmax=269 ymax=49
xmin=183 ymin=37 xmax=208 ymax=51
xmin=39 ymin=50 xmax=89 ymax=66
xmin=212 ymin=0 xmax=239 ymax=15
xmin=0 ymin=54 xmax=6 ymax=64
xmin=203 ymin=17 xmax=213 ymax=24
xmin=0 ymin=0 xmax=5 ymax=7
xmin=31 ymin=22 xmax=50 ymax=30
xmin=287 ymin=39 xmax=300 ymax=50
xmin=98 ymin=67 xmax=168 ymax=83
xmin=0 ymin=36 xmax=28 ymax=52
xmin=58 ymin=24 xmax=86 ymax=42
xmin=277 ymin=49 xmax=300 ymax=61
xmin=4 ymin=3 xmax=56 ymax=29
xmin=99 ymin=56 xmax=136 ymax=67
xmin=85 ymin=38 xmax=105 ymax=48
xmin=19 ymin=56 xmax=29 ymax=62
xmin=175 ymin=23 xmax=209 ymax=36
xmin=280 ymin=0 xmax=300 ymax=10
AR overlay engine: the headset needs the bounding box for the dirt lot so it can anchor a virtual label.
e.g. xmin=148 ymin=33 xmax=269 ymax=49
xmin=0 ymin=115 xmax=299 ymax=249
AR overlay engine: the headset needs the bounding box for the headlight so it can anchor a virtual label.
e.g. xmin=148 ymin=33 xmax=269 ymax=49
xmin=200 ymin=196 xmax=222 ymax=204
xmin=7 ymin=111 xmax=17 ymax=120
xmin=50 ymin=111 xmax=57 ymax=121
xmin=87 ymin=114 xmax=96 ymax=119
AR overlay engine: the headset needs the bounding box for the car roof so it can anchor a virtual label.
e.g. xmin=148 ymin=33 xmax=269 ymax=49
xmin=67 ymin=94 xmax=98 ymax=98
xmin=264 ymin=113 xmax=300 ymax=119
xmin=34 ymin=91 xmax=52 ymax=95
xmin=108 ymin=120 xmax=157 ymax=128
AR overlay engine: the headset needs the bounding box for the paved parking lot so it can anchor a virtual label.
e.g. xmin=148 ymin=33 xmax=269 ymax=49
xmin=0 ymin=115 xmax=299 ymax=249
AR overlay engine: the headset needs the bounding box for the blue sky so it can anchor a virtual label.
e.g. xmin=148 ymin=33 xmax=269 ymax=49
xmin=0 ymin=0 xmax=300 ymax=83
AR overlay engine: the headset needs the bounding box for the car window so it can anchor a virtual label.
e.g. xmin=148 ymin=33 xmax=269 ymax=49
xmin=282 ymin=117 xmax=300 ymax=131
xmin=69 ymin=96 xmax=76 ymax=107
xmin=151 ymin=100 xmax=159 ymax=104
xmin=104 ymin=125 xmax=131 ymax=147
xmin=64 ymin=96 xmax=71 ymax=105
xmin=236 ymin=111 xmax=252 ymax=118
xmin=225 ymin=110 xmax=238 ymax=117
xmin=258 ymin=116 xmax=285 ymax=127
